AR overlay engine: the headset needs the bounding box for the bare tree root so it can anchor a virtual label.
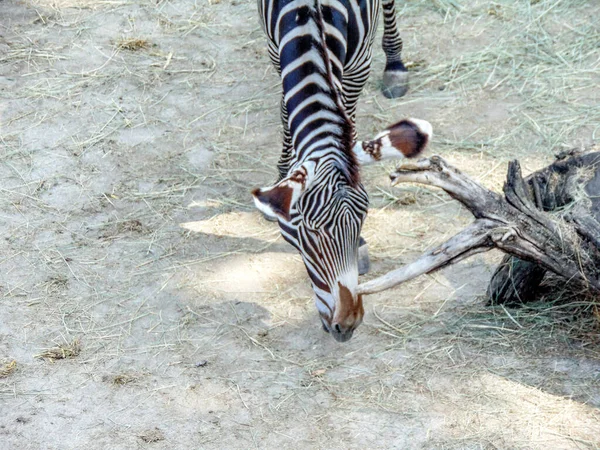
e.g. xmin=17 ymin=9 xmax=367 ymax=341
xmin=357 ymin=153 xmax=600 ymax=296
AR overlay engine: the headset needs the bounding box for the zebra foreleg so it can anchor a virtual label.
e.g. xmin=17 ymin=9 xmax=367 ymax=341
xmin=358 ymin=237 xmax=370 ymax=276
xmin=261 ymin=97 xmax=295 ymax=223
xmin=381 ymin=0 xmax=409 ymax=98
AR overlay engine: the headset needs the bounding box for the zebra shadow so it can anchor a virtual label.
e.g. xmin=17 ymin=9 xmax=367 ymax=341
xmin=181 ymin=208 xmax=292 ymax=254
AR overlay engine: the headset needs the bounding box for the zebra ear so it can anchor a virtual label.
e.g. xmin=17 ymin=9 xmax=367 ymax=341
xmin=251 ymin=168 xmax=309 ymax=221
xmin=352 ymin=118 xmax=432 ymax=165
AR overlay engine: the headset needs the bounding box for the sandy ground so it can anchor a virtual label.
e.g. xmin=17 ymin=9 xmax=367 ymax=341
xmin=1 ymin=0 xmax=600 ymax=448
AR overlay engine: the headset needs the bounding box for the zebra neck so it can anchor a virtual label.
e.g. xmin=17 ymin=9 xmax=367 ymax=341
xmin=277 ymin=0 xmax=355 ymax=172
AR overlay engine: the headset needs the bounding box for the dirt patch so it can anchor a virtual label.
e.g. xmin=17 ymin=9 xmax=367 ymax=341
xmin=139 ymin=428 xmax=165 ymax=443
xmin=1 ymin=0 xmax=599 ymax=448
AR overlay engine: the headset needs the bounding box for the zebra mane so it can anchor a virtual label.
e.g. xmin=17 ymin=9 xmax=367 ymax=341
xmin=309 ymin=0 xmax=360 ymax=187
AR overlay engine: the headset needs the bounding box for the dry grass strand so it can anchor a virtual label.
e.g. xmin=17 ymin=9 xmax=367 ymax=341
xmin=35 ymin=339 xmax=81 ymax=361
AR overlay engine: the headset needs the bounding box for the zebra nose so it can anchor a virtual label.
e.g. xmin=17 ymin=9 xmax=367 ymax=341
xmin=331 ymin=323 xmax=354 ymax=342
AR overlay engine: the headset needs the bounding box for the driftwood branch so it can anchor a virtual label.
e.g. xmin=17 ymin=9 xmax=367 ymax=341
xmin=358 ymin=220 xmax=495 ymax=295
xmin=358 ymin=153 xmax=600 ymax=296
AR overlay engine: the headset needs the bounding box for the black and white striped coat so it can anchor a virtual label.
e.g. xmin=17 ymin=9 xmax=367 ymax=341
xmin=252 ymin=0 xmax=432 ymax=342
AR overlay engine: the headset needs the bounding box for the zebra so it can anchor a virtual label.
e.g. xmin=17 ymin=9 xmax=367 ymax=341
xmin=252 ymin=0 xmax=432 ymax=342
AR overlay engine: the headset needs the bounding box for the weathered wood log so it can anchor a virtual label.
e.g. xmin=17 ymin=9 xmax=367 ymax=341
xmin=487 ymin=256 xmax=547 ymax=305
xmin=488 ymin=150 xmax=600 ymax=304
xmin=357 ymin=151 xmax=600 ymax=298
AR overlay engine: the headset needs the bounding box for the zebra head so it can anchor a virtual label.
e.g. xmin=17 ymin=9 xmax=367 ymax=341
xmin=253 ymin=118 xmax=432 ymax=342
xmin=253 ymin=161 xmax=367 ymax=342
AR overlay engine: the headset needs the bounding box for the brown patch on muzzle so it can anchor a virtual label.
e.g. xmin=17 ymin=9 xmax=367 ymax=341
xmin=336 ymin=282 xmax=364 ymax=330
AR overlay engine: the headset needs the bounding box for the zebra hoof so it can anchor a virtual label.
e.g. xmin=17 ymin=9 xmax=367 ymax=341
xmin=382 ymin=70 xmax=409 ymax=99
xmin=358 ymin=237 xmax=370 ymax=276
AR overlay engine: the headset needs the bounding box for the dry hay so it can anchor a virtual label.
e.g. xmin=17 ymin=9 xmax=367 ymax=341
xmin=114 ymin=38 xmax=151 ymax=51
xmin=529 ymin=276 xmax=600 ymax=339
xmin=35 ymin=339 xmax=81 ymax=361
xmin=361 ymin=0 xmax=600 ymax=164
xmin=0 ymin=360 xmax=17 ymax=378
xmin=102 ymin=373 xmax=140 ymax=386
